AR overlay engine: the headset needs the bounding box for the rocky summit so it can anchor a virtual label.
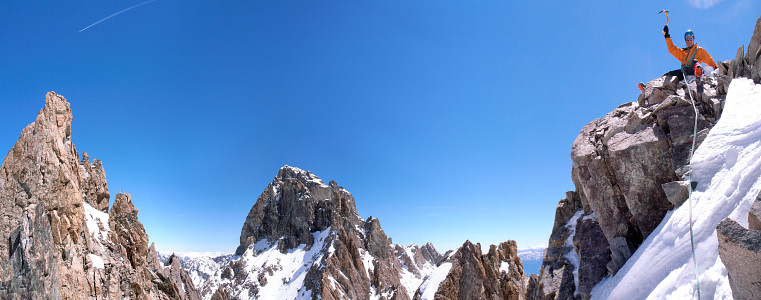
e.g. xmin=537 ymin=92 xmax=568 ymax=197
xmin=0 ymin=92 xmax=196 ymax=299
xmin=202 ymin=166 xmax=440 ymax=299
xmin=532 ymin=14 xmax=761 ymax=300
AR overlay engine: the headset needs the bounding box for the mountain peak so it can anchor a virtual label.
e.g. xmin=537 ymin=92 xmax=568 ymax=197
xmin=276 ymin=165 xmax=329 ymax=189
xmin=236 ymin=166 xmax=362 ymax=255
xmin=39 ymin=91 xmax=73 ymax=142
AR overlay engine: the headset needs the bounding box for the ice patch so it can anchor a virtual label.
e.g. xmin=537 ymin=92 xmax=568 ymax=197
xmin=84 ymin=202 xmax=109 ymax=242
xmin=564 ymin=210 xmax=583 ymax=296
xmin=500 ymin=261 xmax=511 ymax=274
xmin=417 ymin=262 xmax=453 ymax=300
xmin=89 ymin=253 xmax=104 ymax=269
xmin=361 ymin=248 xmax=375 ymax=279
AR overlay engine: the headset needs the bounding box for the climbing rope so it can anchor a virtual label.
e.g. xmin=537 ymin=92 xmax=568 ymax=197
xmin=682 ymin=68 xmax=702 ymax=300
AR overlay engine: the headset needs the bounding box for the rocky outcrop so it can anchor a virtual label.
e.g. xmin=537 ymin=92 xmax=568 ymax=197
xmin=715 ymin=14 xmax=761 ymax=91
xmin=0 ymin=92 xmax=197 ymax=299
xmin=535 ymin=192 xmax=582 ymax=300
xmin=158 ymin=254 xmax=202 ymax=300
xmin=414 ymin=240 xmax=526 ymax=300
xmin=572 ymin=214 xmax=609 ymax=300
xmin=717 ymin=195 xmax=761 ymax=300
xmin=661 ymin=180 xmax=691 ymax=207
xmin=534 ymin=33 xmax=739 ymax=298
xmin=205 ymin=166 xmax=439 ymax=300
xmin=80 ymin=152 xmax=110 ymax=212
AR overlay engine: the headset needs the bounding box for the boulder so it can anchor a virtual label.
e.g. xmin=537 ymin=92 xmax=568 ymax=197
xmin=637 ymin=76 xmax=679 ymax=107
xmin=717 ymin=217 xmax=761 ymax=300
xmin=662 ymin=181 xmax=690 ymax=207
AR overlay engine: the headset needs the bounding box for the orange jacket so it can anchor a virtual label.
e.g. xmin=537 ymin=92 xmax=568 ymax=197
xmin=666 ymin=37 xmax=717 ymax=69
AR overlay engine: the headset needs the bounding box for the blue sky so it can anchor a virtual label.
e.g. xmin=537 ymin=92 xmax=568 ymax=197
xmin=2 ymin=1 xmax=759 ymax=253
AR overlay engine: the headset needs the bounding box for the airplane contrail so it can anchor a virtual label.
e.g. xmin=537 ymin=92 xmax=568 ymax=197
xmin=79 ymin=0 xmax=157 ymax=32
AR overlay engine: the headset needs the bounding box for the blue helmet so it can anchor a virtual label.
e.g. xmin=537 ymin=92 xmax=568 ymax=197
xmin=685 ymin=30 xmax=694 ymax=39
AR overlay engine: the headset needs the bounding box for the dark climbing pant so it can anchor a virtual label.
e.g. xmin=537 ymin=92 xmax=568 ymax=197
xmin=663 ymin=67 xmax=694 ymax=82
xmin=664 ymin=60 xmax=698 ymax=81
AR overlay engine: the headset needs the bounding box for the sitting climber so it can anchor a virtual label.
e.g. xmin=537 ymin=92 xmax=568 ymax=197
xmin=639 ymin=26 xmax=718 ymax=92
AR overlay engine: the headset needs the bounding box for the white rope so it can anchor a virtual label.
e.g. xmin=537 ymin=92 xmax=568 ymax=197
xmin=682 ymin=69 xmax=702 ymax=300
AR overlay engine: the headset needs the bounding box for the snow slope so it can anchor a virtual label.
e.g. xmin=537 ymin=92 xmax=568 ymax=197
xmin=202 ymin=228 xmax=333 ymax=300
xmin=592 ymin=78 xmax=761 ymax=299
xmin=157 ymin=251 xmax=233 ymax=288
xmin=417 ymin=262 xmax=453 ymax=300
xmin=397 ymin=244 xmax=439 ymax=299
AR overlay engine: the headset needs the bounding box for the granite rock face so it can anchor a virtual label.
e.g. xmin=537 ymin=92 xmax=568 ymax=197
xmin=717 ymin=195 xmax=761 ymax=300
xmin=717 ymin=217 xmax=761 ymax=300
xmin=204 ymin=166 xmax=442 ymax=300
xmin=0 ymin=92 xmax=197 ymax=299
xmin=535 ymin=192 xmax=582 ymax=300
xmin=414 ymin=240 xmax=527 ymax=300
xmin=533 ymin=43 xmax=733 ymax=298
xmin=715 ymin=14 xmax=761 ymax=90
xmin=572 ymin=215 xmax=609 ymax=300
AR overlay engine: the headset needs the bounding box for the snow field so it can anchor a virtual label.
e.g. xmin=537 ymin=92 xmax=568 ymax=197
xmin=398 ymin=244 xmax=437 ymax=299
xmin=203 ymin=228 xmax=332 ymax=300
xmin=592 ymin=78 xmax=761 ymax=299
xmin=83 ymin=202 xmax=109 ymax=242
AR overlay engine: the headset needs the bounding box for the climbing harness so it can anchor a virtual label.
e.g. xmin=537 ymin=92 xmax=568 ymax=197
xmin=682 ymin=67 xmax=702 ymax=300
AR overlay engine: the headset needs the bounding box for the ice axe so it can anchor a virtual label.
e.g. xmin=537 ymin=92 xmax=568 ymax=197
xmin=659 ymin=9 xmax=669 ymax=25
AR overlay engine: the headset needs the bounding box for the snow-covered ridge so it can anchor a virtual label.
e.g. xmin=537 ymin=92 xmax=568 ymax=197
xmin=157 ymin=251 xmax=233 ymax=289
xmin=280 ymin=165 xmax=329 ymax=188
xmin=592 ymin=78 xmax=761 ymax=299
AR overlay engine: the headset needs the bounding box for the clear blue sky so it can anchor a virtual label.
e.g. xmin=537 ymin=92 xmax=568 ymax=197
xmin=2 ymin=1 xmax=759 ymax=253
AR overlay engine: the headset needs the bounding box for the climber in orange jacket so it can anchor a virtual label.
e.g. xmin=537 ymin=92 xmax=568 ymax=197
xmin=663 ymin=26 xmax=717 ymax=81
xmin=639 ymin=26 xmax=718 ymax=92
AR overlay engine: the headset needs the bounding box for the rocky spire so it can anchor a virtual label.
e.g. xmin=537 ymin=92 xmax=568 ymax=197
xmin=0 ymin=92 xmax=197 ymax=298
xmin=414 ymin=240 xmax=526 ymax=300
